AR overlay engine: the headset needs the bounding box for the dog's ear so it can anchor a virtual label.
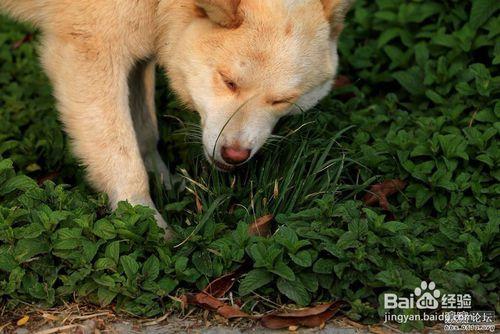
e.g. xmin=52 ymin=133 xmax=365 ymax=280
xmin=320 ymin=0 xmax=355 ymax=38
xmin=195 ymin=0 xmax=243 ymax=28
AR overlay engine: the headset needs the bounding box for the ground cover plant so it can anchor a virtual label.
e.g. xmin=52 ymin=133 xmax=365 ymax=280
xmin=0 ymin=0 xmax=499 ymax=331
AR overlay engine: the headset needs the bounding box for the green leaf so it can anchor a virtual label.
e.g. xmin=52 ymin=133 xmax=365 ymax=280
xmin=0 ymin=175 xmax=37 ymax=196
xmin=298 ymin=273 xmax=319 ymax=293
xmin=274 ymin=226 xmax=298 ymax=251
xmin=98 ymin=287 xmax=117 ymax=306
xmin=81 ymin=240 xmax=100 ymax=263
xmin=470 ymin=63 xmax=492 ymax=96
xmin=14 ymin=239 xmax=50 ymax=262
xmin=383 ymin=221 xmax=408 ymax=233
xmin=414 ymin=43 xmax=429 ymax=68
xmin=0 ymin=252 xmax=18 ymax=272
xmin=157 ymin=277 xmax=178 ymax=296
xmin=192 ymin=251 xmax=213 ymax=276
xmin=249 ymin=243 xmax=281 ymax=268
xmin=93 ymin=274 xmax=116 ymax=288
xmin=467 ymin=241 xmax=483 ymax=268
xmin=470 ymin=0 xmax=499 ymax=29
xmin=13 ymin=223 xmax=45 ymax=239
xmin=92 ymin=219 xmax=117 ymax=240
xmin=377 ymin=27 xmax=402 ymax=48
xmin=94 ymin=258 xmax=116 ymax=271
xmin=433 ymin=193 xmax=448 ymax=212
xmin=375 ymin=269 xmax=401 ymax=287
xmin=53 ymin=239 xmax=80 ymax=250
xmin=105 ymin=241 xmax=120 ymax=264
xmin=174 ymin=256 xmax=188 ymax=273
xmin=393 ymin=67 xmax=425 ymax=95
xmin=289 ymin=250 xmax=312 ymax=267
xmin=239 ymin=269 xmax=274 ymax=295
xmin=277 ymin=278 xmax=311 ymax=306
xmin=120 ymin=255 xmax=140 ymax=280
xmin=0 ymin=159 xmax=14 ymax=173
xmin=313 ymin=259 xmax=335 ymax=274
xmin=437 ymin=134 xmax=469 ymax=160
xmin=270 ymin=261 xmax=295 ymax=281
xmin=142 ymin=255 xmax=160 ymax=281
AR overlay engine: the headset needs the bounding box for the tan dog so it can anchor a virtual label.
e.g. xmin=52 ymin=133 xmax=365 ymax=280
xmin=1 ymin=0 xmax=353 ymax=235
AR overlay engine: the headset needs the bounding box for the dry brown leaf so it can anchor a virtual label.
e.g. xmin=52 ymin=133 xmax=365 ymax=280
xmin=183 ymin=265 xmax=252 ymax=319
xmin=36 ymin=171 xmax=60 ymax=186
xmin=185 ymin=292 xmax=251 ymax=319
xmin=333 ymin=75 xmax=355 ymax=101
xmin=248 ymin=214 xmax=274 ymax=237
xmin=203 ymin=270 xmax=240 ymax=298
xmin=216 ymin=304 xmax=250 ymax=319
xmin=363 ymin=179 xmax=407 ymax=211
xmin=333 ymin=75 xmax=352 ymax=89
xmin=194 ymin=192 xmax=203 ymax=214
xmin=12 ymin=33 xmax=33 ymax=50
xmin=269 ymin=303 xmax=333 ymax=318
xmin=261 ymin=302 xmax=343 ymax=330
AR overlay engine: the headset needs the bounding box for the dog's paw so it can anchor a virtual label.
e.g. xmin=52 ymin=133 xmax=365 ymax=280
xmin=118 ymin=195 xmax=173 ymax=240
xmin=152 ymin=209 xmax=174 ymax=241
xmin=145 ymin=151 xmax=173 ymax=190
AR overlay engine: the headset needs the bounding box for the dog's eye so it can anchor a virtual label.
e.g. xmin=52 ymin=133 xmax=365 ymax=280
xmin=269 ymin=94 xmax=298 ymax=107
xmin=272 ymin=99 xmax=289 ymax=106
xmin=220 ymin=73 xmax=238 ymax=92
xmin=224 ymin=79 xmax=238 ymax=92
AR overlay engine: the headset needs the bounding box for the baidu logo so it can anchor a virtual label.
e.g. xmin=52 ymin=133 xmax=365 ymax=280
xmin=414 ymin=281 xmax=440 ymax=309
xmin=384 ymin=281 xmax=471 ymax=310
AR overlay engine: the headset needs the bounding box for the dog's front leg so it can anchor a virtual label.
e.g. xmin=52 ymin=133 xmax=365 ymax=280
xmin=40 ymin=35 xmax=169 ymax=235
xmin=129 ymin=59 xmax=173 ymax=190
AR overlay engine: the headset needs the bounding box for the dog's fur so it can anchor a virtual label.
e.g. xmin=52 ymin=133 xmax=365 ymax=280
xmin=1 ymin=0 xmax=353 ymax=235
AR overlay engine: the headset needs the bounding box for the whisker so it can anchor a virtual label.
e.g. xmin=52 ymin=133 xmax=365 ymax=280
xmin=212 ymin=95 xmax=257 ymax=159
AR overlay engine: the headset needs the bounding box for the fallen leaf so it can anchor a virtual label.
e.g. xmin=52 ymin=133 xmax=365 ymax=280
xmin=248 ymin=214 xmax=274 ymax=237
xmin=185 ymin=292 xmax=251 ymax=319
xmin=334 ymin=75 xmax=352 ymax=89
xmin=217 ymin=304 xmax=250 ymax=319
xmin=203 ymin=268 xmax=244 ymax=298
xmin=194 ymin=192 xmax=203 ymax=214
xmin=37 ymin=171 xmax=60 ymax=186
xmin=184 ymin=265 xmax=253 ymax=319
xmin=333 ymin=75 xmax=355 ymax=101
xmin=12 ymin=33 xmax=33 ymax=50
xmin=261 ymin=302 xmax=343 ymax=330
xmin=17 ymin=315 xmax=30 ymax=326
xmin=363 ymin=179 xmax=407 ymax=211
xmin=267 ymin=303 xmax=333 ymax=318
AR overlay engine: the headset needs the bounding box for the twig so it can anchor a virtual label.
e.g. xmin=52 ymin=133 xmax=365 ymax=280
xmin=0 ymin=322 xmax=10 ymax=332
xmin=34 ymin=324 xmax=82 ymax=334
xmin=70 ymin=312 xmax=112 ymax=321
xmin=141 ymin=312 xmax=171 ymax=326
xmin=468 ymin=110 xmax=478 ymax=127
xmin=382 ymin=322 xmax=403 ymax=333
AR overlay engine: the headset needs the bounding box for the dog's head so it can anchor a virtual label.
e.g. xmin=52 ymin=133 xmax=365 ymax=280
xmin=164 ymin=0 xmax=353 ymax=170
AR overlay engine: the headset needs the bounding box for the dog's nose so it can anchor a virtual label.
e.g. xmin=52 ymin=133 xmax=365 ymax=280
xmin=221 ymin=146 xmax=251 ymax=165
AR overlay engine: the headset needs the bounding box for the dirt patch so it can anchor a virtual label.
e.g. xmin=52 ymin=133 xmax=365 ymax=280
xmin=0 ymin=303 xmax=386 ymax=333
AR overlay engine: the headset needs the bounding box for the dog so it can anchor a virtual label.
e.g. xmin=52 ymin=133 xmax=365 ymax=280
xmin=1 ymin=0 xmax=353 ymax=236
